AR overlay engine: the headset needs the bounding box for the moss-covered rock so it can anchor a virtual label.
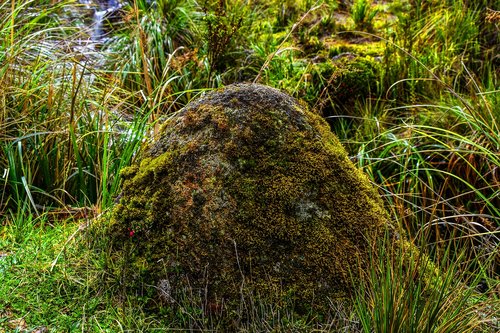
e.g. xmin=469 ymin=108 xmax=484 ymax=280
xmin=110 ymin=83 xmax=390 ymax=316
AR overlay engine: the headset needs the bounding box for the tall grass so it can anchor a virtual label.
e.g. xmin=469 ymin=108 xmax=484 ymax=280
xmin=102 ymin=0 xmax=257 ymax=107
xmin=0 ymin=0 xmax=150 ymax=214
xmin=354 ymin=231 xmax=498 ymax=333
xmin=380 ymin=0 xmax=487 ymax=103
xmin=103 ymin=0 xmax=201 ymax=107
xmin=351 ymin=67 xmax=499 ymax=256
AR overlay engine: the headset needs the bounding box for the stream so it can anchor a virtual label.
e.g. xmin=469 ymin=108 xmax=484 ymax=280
xmin=78 ymin=0 xmax=123 ymax=43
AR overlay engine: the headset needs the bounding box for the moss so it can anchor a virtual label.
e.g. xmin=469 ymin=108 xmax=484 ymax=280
xmin=110 ymin=83 xmax=390 ymax=318
xmin=324 ymin=38 xmax=385 ymax=58
xmin=300 ymin=54 xmax=381 ymax=126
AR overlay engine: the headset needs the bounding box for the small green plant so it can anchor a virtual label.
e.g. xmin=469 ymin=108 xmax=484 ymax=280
xmin=202 ymin=0 xmax=246 ymax=84
xmin=274 ymin=0 xmax=302 ymax=29
xmin=351 ymin=0 xmax=379 ymax=31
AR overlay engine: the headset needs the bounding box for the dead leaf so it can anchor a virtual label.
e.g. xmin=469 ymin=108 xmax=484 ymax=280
xmin=7 ymin=317 xmax=27 ymax=330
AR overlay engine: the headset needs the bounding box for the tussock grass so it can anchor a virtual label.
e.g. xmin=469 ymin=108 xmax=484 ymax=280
xmin=354 ymin=233 xmax=499 ymax=333
xmin=0 ymin=0 xmax=150 ymax=213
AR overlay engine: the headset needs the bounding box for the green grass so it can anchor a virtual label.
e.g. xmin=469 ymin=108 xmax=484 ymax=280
xmin=1 ymin=214 xmax=497 ymax=331
xmin=354 ymin=237 xmax=498 ymax=333
xmin=1 ymin=0 xmax=499 ymax=331
xmin=351 ymin=0 xmax=379 ymax=31
xmin=0 ymin=0 xmax=151 ymax=212
xmin=0 ymin=213 xmax=109 ymax=331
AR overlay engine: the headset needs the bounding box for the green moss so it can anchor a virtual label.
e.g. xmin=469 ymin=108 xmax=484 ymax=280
xmin=110 ymin=83 xmax=390 ymax=318
xmin=273 ymin=52 xmax=381 ymax=123
xmin=324 ymin=38 xmax=386 ymax=57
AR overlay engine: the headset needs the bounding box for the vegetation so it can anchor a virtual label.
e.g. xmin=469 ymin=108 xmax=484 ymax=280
xmin=1 ymin=0 xmax=498 ymax=331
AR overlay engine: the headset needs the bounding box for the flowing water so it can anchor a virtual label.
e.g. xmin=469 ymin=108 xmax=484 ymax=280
xmin=78 ymin=0 xmax=122 ymax=43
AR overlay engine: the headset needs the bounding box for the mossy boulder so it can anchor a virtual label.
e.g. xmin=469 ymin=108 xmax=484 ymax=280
xmin=110 ymin=83 xmax=390 ymax=315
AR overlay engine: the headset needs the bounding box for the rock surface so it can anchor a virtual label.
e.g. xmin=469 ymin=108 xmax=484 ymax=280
xmin=110 ymin=83 xmax=389 ymax=314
